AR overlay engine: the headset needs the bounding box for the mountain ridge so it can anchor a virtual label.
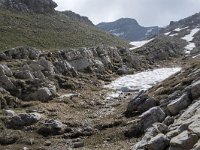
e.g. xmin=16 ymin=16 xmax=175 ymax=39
xmin=97 ymin=18 xmax=160 ymax=41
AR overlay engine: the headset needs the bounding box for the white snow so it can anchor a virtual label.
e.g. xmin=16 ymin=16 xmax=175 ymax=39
xmin=164 ymin=32 xmax=171 ymax=35
xmin=130 ymin=39 xmax=153 ymax=50
xmin=181 ymin=26 xmax=189 ymax=30
xmin=174 ymin=27 xmax=189 ymax=32
xmin=105 ymin=68 xmax=181 ymax=92
xmin=106 ymin=91 xmax=121 ymax=100
xmin=192 ymin=53 xmax=200 ymax=58
xmin=184 ymin=43 xmax=196 ymax=52
xmin=181 ymin=28 xmax=200 ymax=54
xmin=182 ymin=28 xmax=200 ymax=42
xmin=174 ymin=28 xmax=181 ymax=32
xmin=169 ymin=33 xmax=178 ymax=37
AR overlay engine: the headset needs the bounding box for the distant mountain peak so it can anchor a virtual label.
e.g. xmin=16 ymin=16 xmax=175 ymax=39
xmin=97 ymin=18 xmax=160 ymax=41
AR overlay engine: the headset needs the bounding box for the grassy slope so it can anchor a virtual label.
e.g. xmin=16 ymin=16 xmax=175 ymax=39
xmin=0 ymin=9 xmax=128 ymax=51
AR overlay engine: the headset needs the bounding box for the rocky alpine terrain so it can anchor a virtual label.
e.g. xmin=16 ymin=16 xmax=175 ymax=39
xmin=0 ymin=0 xmax=200 ymax=150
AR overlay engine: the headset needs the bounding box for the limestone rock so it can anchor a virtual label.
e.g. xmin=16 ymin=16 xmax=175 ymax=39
xmin=15 ymin=70 xmax=34 ymax=79
xmin=2 ymin=47 xmax=41 ymax=60
xmin=192 ymin=140 xmax=200 ymax=150
xmin=3 ymin=109 xmax=16 ymax=117
xmin=163 ymin=116 xmax=174 ymax=126
xmin=169 ymin=131 xmax=198 ymax=150
xmin=190 ymin=80 xmax=200 ymax=100
xmin=0 ymin=0 xmax=57 ymax=13
xmin=147 ymin=133 xmax=170 ymax=150
xmin=125 ymin=91 xmax=157 ymax=116
xmin=167 ymin=93 xmax=191 ymax=116
xmin=139 ymin=106 xmax=166 ymax=131
xmin=38 ymin=119 xmax=66 ymax=136
xmin=0 ymin=75 xmax=16 ymax=91
xmin=8 ymin=113 xmax=42 ymax=129
xmin=0 ymin=64 xmax=12 ymax=77
xmin=188 ymin=119 xmax=200 ymax=137
xmin=26 ymin=87 xmax=55 ymax=102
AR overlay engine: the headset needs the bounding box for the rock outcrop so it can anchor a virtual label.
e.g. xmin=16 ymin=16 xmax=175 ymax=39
xmin=62 ymin=10 xmax=94 ymax=26
xmin=0 ymin=0 xmax=57 ymax=13
xmin=127 ymin=61 xmax=200 ymax=150
xmin=0 ymin=46 xmax=142 ymax=102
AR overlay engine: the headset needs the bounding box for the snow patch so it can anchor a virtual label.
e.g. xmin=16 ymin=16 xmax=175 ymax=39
xmin=174 ymin=28 xmax=181 ymax=32
xmin=130 ymin=39 xmax=153 ymax=50
xmin=169 ymin=33 xmax=178 ymax=37
xmin=192 ymin=53 xmax=200 ymax=58
xmin=182 ymin=28 xmax=200 ymax=42
xmin=164 ymin=32 xmax=171 ymax=35
xmin=106 ymin=91 xmax=121 ymax=100
xmin=181 ymin=28 xmax=200 ymax=54
xmin=105 ymin=68 xmax=181 ymax=92
xmin=185 ymin=43 xmax=196 ymax=52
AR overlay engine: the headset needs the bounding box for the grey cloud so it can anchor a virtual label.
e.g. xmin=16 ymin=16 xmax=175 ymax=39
xmin=55 ymin=0 xmax=200 ymax=26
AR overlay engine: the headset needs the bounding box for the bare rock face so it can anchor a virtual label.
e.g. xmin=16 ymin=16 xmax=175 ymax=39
xmin=0 ymin=0 xmax=57 ymax=13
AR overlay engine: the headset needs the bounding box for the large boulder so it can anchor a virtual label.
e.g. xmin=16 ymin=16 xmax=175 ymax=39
xmin=26 ymin=87 xmax=56 ymax=102
xmin=188 ymin=119 xmax=200 ymax=137
xmin=139 ymin=107 xmax=166 ymax=131
xmin=125 ymin=91 xmax=157 ymax=116
xmin=54 ymin=60 xmax=72 ymax=74
xmin=193 ymin=140 xmax=200 ymax=150
xmin=169 ymin=131 xmax=198 ymax=150
xmin=14 ymin=70 xmax=34 ymax=79
xmin=133 ymin=124 xmax=168 ymax=150
xmin=167 ymin=93 xmax=191 ymax=115
xmin=38 ymin=119 xmax=66 ymax=136
xmin=0 ymin=75 xmax=16 ymax=91
xmin=39 ymin=57 xmax=55 ymax=75
xmin=190 ymin=80 xmax=200 ymax=100
xmin=7 ymin=113 xmax=42 ymax=129
xmin=147 ymin=133 xmax=170 ymax=150
xmin=0 ymin=64 xmax=12 ymax=77
xmin=125 ymin=107 xmax=166 ymax=138
xmin=2 ymin=47 xmax=41 ymax=60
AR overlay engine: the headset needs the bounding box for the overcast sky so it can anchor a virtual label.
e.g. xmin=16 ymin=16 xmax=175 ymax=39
xmin=54 ymin=0 xmax=200 ymax=27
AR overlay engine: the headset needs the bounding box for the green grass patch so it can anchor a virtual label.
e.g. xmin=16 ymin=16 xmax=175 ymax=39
xmin=0 ymin=9 xmax=128 ymax=51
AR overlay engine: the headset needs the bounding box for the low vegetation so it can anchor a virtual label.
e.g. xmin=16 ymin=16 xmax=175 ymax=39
xmin=0 ymin=9 xmax=128 ymax=51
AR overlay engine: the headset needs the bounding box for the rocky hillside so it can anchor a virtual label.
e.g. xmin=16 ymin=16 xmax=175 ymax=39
xmin=130 ymin=36 xmax=187 ymax=63
xmin=0 ymin=0 xmax=128 ymax=51
xmin=0 ymin=0 xmax=200 ymax=149
xmin=0 ymin=42 xmax=185 ymax=149
xmin=124 ymin=57 xmax=200 ymax=150
xmin=160 ymin=12 xmax=200 ymax=56
xmin=0 ymin=0 xmax=57 ymax=13
xmin=62 ymin=10 xmax=94 ymax=26
xmin=97 ymin=18 xmax=160 ymax=41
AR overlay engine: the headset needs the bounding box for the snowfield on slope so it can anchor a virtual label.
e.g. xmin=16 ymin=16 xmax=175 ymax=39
xmin=130 ymin=39 xmax=153 ymax=50
xmin=182 ymin=28 xmax=200 ymax=42
xmin=181 ymin=28 xmax=200 ymax=53
xmin=105 ymin=68 xmax=181 ymax=93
